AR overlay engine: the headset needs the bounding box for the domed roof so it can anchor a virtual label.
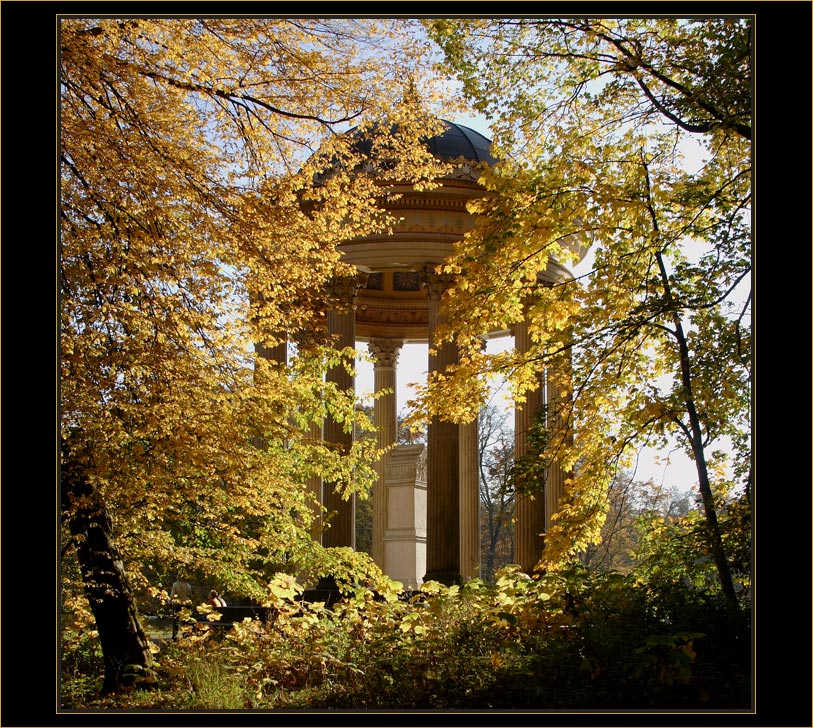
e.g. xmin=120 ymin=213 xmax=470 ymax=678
xmin=350 ymin=118 xmax=498 ymax=166
xmin=424 ymin=119 xmax=498 ymax=165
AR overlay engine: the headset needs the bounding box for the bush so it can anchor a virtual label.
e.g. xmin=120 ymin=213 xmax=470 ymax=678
xmin=61 ymin=564 xmax=751 ymax=710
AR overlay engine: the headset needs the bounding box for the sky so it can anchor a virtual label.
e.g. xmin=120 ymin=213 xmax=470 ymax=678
xmin=352 ymin=110 xmax=706 ymax=494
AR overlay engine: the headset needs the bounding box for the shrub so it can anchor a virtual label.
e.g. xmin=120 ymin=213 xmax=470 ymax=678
xmin=61 ymin=564 xmax=751 ymax=710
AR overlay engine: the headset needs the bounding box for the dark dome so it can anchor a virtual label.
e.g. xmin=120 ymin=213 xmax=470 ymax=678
xmin=425 ymin=119 xmax=498 ymax=165
xmin=349 ymin=118 xmax=497 ymax=166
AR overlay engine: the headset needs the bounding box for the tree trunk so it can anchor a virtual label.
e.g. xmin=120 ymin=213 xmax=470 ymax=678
xmin=61 ymin=441 xmax=154 ymax=694
xmin=652 ymin=247 xmax=738 ymax=606
xmin=486 ymin=526 xmax=496 ymax=582
xmin=675 ymin=346 xmax=739 ymax=607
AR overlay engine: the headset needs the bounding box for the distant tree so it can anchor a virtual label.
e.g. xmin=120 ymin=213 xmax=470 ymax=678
xmin=355 ymin=495 xmax=374 ymax=557
xmin=397 ymin=408 xmax=427 ymax=445
xmin=579 ymin=470 xmax=694 ymax=574
xmin=633 ymin=473 xmax=750 ymax=597
xmin=478 ymin=405 xmax=515 ymax=582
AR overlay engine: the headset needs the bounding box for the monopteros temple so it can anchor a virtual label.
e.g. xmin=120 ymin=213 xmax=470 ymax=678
xmin=260 ymin=120 xmax=584 ymax=587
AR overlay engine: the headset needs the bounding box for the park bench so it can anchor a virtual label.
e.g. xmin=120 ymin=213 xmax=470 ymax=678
xmin=172 ymin=604 xmax=274 ymax=638
xmin=203 ymin=604 xmax=274 ymax=626
xmin=170 ymin=584 xmax=365 ymax=638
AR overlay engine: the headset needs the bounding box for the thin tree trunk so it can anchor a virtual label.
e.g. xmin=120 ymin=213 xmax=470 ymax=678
xmin=641 ymin=157 xmax=738 ymax=607
xmin=670 ymin=318 xmax=738 ymax=606
xmin=487 ymin=529 xmax=498 ymax=581
xmin=61 ymin=441 xmax=154 ymax=694
xmin=653 ymin=247 xmax=738 ymax=606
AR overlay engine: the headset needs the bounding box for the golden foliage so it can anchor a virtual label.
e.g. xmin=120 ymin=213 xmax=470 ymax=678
xmin=417 ymin=18 xmax=751 ymax=573
xmin=60 ymin=18 xmax=456 ymax=597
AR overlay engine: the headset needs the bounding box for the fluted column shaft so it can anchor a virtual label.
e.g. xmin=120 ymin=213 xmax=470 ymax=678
xmin=368 ymin=338 xmax=403 ymax=570
xmin=513 ymin=318 xmax=546 ymax=574
xmin=421 ymin=266 xmax=461 ymax=585
xmin=251 ymin=339 xmax=287 ymax=450
xmin=289 ymin=332 xmax=325 ymax=546
xmin=306 ymin=419 xmax=323 ymax=543
xmin=544 ymin=357 xmax=570 ymax=533
xmin=459 ymin=416 xmax=480 ymax=580
xmin=322 ymin=275 xmax=365 ymax=549
xmin=255 ymin=340 xmax=288 ymax=367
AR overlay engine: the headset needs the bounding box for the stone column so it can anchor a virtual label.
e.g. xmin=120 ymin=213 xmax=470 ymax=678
xmin=322 ymin=274 xmax=366 ymax=549
xmin=459 ymin=337 xmax=484 ymax=581
xmin=544 ymin=353 xmax=570 ymax=533
xmin=421 ymin=265 xmax=461 ymax=585
xmin=250 ymin=339 xmax=288 ymax=450
xmin=249 ymin=279 xmax=287 ymax=375
xmin=249 ymin=273 xmax=287 ymax=452
xmin=306 ymin=419 xmax=323 ymax=544
xmin=459 ymin=416 xmax=480 ymax=581
xmin=255 ymin=340 xmax=288 ymax=368
xmin=513 ymin=318 xmax=546 ymax=574
xmin=292 ymin=332 xmax=326 ymax=547
xmin=367 ymin=337 xmax=404 ymax=570
xmin=251 ymin=340 xmax=288 ymax=450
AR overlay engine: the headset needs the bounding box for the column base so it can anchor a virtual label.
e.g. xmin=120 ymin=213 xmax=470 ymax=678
xmin=423 ymin=570 xmax=463 ymax=587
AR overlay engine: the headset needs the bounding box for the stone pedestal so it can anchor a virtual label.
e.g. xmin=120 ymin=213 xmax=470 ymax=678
xmin=383 ymin=444 xmax=427 ymax=590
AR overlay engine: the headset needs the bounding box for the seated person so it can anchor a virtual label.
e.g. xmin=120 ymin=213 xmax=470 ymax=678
xmin=208 ymin=589 xmax=227 ymax=607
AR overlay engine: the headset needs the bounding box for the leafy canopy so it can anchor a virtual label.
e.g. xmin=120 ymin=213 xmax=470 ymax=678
xmin=421 ymin=18 xmax=751 ymax=570
xmin=60 ymin=17 xmax=456 ymax=604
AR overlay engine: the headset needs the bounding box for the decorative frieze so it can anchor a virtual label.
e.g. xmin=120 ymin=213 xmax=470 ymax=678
xmin=386 ymin=445 xmax=426 ymax=480
xmin=394 ymin=211 xmax=471 ymax=235
xmin=388 ymin=463 xmax=418 ymax=481
xmin=384 ymin=528 xmax=428 ymax=540
xmin=357 ymin=305 xmax=428 ymax=326
xmin=393 ymin=271 xmax=421 ymax=291
xmin=386 ymin=193 xmax=473 ymax=211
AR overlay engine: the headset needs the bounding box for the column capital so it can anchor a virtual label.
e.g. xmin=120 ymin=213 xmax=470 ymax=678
xmin=368 ymin=337 xmax=404 ymax=368
xmin=420 ymin=264 xmax=456 ymax=302
xmin=325 ymin=272 xmax=369 ymax=311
